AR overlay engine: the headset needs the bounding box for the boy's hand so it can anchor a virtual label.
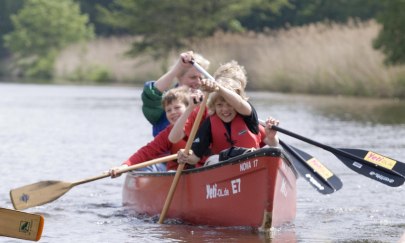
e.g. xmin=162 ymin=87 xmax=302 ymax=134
xmin=190 ymin=89 xmax=204 ymax=105
xmin=200 ymin=79 xmax=219 ymax=92
xmin=179 ymin=51 xmax=194 ymax=67
xmin=177 ymin=149 xmax=191 ymax=164
xmin=265 ymin=117 xmax=280 ymax=138
xmin=108 ymin=164 xmax=129 ymax=178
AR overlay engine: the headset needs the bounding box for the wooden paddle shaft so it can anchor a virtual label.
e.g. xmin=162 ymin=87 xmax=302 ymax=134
xmin=0 ymin=208 xmax=44 ymax=241
xmin=10 ymin=154 xmax=179 ymax=210
xmin=158 ymin=93 xmax=208 ymax=224
xmin=72 ymin=154 xmax=178 ymax=186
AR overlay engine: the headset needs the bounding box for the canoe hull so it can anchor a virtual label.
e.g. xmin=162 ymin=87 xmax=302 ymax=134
xmin=122 ymin=147 xmax=297 ymax=229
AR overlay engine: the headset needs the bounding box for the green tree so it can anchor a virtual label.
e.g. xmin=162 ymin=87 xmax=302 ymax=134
xmin=76 ymin=0 xmax=122 ymax=36
xmin=240 ymin=0 xmax=382 ymax=31
xmin=0 ymin=0 xmax=25 ymax=58
xmin=3 ymin=0 xmax=94 ymax=79
xmin=98 ymin=0 xmax=287 ymax=68
xmin=373 ymin=0 xmax=405 ymax=65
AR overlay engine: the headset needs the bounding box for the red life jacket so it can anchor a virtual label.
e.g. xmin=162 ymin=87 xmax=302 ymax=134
xmin=210 ymin=114 xmax=262 ymax=154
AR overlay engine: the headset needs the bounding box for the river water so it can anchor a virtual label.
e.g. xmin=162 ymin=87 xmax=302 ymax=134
xmin=0 ymin=83 xmax=404 ymax=243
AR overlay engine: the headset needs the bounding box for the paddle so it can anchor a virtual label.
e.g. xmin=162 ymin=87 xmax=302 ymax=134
xmin=279 ymin=140 xmax=343 ymax=194
xmin=258 ymin=119 xmax=342 ymax=194
xmin=0 ymin=207 xmax=44 ymax=241
xmin=272 ymin=125 xmax=405 ymax=187
xmin=158 ymin=61 xmax=210 ymax=224
xmin=10 ymin=154 xmax=177 ymax=210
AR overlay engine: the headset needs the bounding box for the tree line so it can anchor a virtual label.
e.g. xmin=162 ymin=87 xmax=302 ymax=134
xmin=0 ymin=0 xmax=404 ymax=79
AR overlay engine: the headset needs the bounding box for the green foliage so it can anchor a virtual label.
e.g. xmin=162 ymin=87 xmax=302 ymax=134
xmin=15 ymin=51 xmax=58 ymax=79
xmin=0 ymin=0 xmax=25 ymax=57
xmin=373 ymin=0 xmax=405 ymax=65
xmin=240 ymin=0 xmax=382 ymax=31
xmin=98 ymin=0 xmax=287 ymax=61
xmin=68 ymin=64 xmax=112 ymax=83
xmin=75 ymin=0 xmax=121 ymax=36
xmin=3 ymin=0 xmax=94 ymax=78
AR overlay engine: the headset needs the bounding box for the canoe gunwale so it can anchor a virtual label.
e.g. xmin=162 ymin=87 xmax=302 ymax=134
xmin=128 ymin=147 xmax=296 ymax=177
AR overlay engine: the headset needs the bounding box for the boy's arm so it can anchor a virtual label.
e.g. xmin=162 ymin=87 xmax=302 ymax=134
xmin=142 ymin=51 xmax=195 ymax=125
xmin=202 ymin=79 xmax=251 ymax=116
xmin=141 ymin=81 xmax=165 ymax=124
xmin=154 ymin=51 xmax=194 ymax=92
xmin=217 ymin=83 xmax=252 ymax=116
xmin=169 ymin=91 xmax=204 ymax=143
xmin=169 ymin=105 xmax=193 ymax=143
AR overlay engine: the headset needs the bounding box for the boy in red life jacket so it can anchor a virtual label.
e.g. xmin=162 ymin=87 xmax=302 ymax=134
xmin=176 ymin=77 xmax=280 ymax=166
xmin=108 ymin=86 xmax=201 ymax=178
xmin=169 ymin=60 xmax=247 ymax=145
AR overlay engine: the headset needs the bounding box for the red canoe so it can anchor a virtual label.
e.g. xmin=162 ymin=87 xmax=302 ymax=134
xmin=122 ymin=147 xmax=297 ymax=230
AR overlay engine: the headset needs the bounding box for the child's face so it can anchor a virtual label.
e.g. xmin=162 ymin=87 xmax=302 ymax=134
xmin=179 ymin=68 xmax=203 ymax=89
xmin=214 ymin=98 xmax=236 ymax=123
xmin=165 ymin=100 xmax=187 ymax=124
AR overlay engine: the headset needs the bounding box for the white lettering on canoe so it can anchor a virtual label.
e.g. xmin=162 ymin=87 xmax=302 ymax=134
xmin=280 ymin=178 xmax=288 ymax=197
xmin=231 ymin=178 xmax=241 ymax=194
xmin=239 ymin=159 xmax=259 ymax=172
xmin=205 ymin=179 xmax=242 ymax=200
xmin=240 ymin=161 xmax=251 ymax=171
xmin=206 ymin=184 xmax=230 ymax=199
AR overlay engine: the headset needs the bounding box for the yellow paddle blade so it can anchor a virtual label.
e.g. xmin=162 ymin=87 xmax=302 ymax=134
xmin=10 ymin=180 xmax=73 ymax=210
xmin=0 ymin=208 xmax=44 ymax=241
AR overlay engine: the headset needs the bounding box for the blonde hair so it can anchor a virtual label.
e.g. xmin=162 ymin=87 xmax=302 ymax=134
xmin=178 ymin=52 xmax=210 ymax=78
xmin=213 ymin=60 xmax=247 ymax=89
xmin=162 ymin=86 xmax=190 ymax=109
xmin=207 ymin=77 xmax=247 ymax=112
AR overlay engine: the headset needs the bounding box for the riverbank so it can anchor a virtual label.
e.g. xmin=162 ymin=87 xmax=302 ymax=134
xmin=8 ymin=20 xmax=405 ymax=99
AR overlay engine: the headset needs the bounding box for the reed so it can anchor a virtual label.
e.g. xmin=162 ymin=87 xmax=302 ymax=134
xmin=54 ymin=20 xmax=405 ymax=98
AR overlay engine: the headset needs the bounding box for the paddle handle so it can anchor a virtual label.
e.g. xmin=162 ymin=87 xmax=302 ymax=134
xmin=73 ymin=154 xmax=178 ymax=186
xmin=158 ymin=91 xmax=208 ymax=224
xmin=192 ymin=61 xmax=215 ymax=81
xmin=118 ymin=154 xmax=177 ymax=174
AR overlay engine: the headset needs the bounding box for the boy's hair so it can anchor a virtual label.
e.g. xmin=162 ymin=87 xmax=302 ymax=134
xmin=193 ymin=53 xmax=210 ymax=70
xmin=207 ymin=77 xmax=247 ymax=112
xmin=213 ymin=60 xmax=247 ymax=89
xmin=178 ymin=52 xmax=210 ymax=78
xmin=162 ymin=86 xmax=190 ymax=109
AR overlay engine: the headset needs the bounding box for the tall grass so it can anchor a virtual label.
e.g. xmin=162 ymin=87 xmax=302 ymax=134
xmin=55 ymin=20 xmax=405 ymax=98
xmin=55 ymin=36 xmax=161 ymax=83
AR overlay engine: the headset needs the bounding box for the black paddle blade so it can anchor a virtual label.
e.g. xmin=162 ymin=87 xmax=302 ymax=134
xmin=340 ymin=148 xmax=405 ymax=178
xmin=272 ymin=126 xmax=405 ymax=187
xmin=336 ymin=150 xmax=404 ymax=187
xmin=290 ymin=144 xmax=343 ymax=191
xmin=280 ymin=140 xmax=342 ymax=194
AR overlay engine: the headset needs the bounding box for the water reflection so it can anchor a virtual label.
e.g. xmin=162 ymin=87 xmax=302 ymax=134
xmin=129 ymin=223 xmax=297 ymax=243
xmin=122 ymin=208 xmax=297 ymax=242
